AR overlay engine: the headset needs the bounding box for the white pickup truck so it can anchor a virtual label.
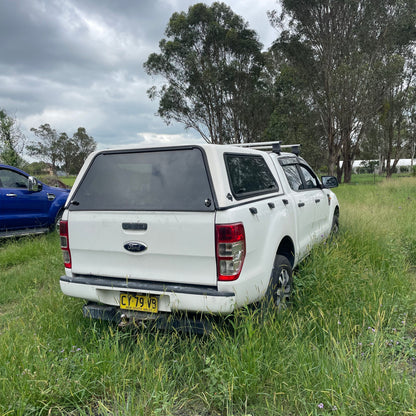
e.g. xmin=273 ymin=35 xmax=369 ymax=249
xmin=59 ymin=141 xmax=339 ymax=325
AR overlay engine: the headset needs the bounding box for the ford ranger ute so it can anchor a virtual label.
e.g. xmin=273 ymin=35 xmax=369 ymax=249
xmin=0 ymin=164 xmax=70 ymax=238
xmin=59 ymin=142 xmax=339 ymax=326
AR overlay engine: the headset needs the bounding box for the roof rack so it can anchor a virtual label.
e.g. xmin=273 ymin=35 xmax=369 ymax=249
xmin=233 ymin=141 xmax=301 ymax=156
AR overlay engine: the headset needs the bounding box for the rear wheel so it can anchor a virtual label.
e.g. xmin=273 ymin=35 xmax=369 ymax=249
xmin=51 ymin=210 xmax=63 ymax=234
xmin=265 ymin=254 xmax=293 ymax=311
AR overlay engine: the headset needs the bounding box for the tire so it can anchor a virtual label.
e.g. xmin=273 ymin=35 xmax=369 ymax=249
xmin=331 ymin=213 xmax=339 ymax=235
xmin=265 ymin=254 xmax=293 ymax=311
xmin=51 ymin=210 xmax=63 ymax=234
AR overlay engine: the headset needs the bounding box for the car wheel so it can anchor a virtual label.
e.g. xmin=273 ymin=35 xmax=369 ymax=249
xmin=51 ymin=210 xmax=63 ymax=234
xmin=331 ymin=214 xmax=339 ymax=235
xmin=265 ymin=254 xmax=293 ymax=311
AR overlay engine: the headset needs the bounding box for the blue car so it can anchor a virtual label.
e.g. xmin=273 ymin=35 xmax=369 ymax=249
xmin=0 ymin=164 xmax=70 ymax=238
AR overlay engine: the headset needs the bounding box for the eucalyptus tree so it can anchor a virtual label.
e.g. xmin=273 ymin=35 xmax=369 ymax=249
xmin=28 ymin=124 xmax=61 ymax=174
xmin=71 ymin=127 xmax=96 ymax=173
xmin=57 ymin=128 xmax=96 ymax=174
xmin=377 ymin=50 xmax=416 ymax=177
xmin=28 ymin=125 xmax=96 ymax=175
xmin=263 ymin=49 xmax=326 ymax=171
xmin=0 ymin=109 xmax=25 ymax=167
xmin=144 ymin=2 xmax=272 ymax=144
xmin=270 ymin=0 xmax=416 ymax=181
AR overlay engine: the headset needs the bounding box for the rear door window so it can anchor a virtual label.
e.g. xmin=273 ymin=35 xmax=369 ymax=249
xmin=70 ymin=147 xmax=215 ymax=211
xmin=225 ymin=154 xmax=278 ymax=199
xmin=281 ymin=165 xmax=303 ymax=191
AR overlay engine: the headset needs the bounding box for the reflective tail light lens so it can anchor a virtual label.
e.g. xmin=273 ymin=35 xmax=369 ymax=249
xmin=216 ymin=223 xmax=245 ymax=281
xmin=59 ymin=220 xmax=72 ymax=269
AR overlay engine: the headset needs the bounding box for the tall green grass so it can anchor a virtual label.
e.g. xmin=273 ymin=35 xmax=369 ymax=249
xmin=1 ymin=178 xmax=415 ymax=415
xmin=59 ymin=176 xmax=77 ymax=188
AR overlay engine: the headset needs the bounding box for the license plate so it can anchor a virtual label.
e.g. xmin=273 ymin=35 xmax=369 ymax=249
xmin=120 ymin=293 xmax=158 ymax=313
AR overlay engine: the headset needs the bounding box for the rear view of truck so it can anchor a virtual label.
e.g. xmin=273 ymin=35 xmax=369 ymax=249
xmin=60 ymin=142 xmax=339 ymax=326
xmin=59 ymin=145 xmax=241 ymax=323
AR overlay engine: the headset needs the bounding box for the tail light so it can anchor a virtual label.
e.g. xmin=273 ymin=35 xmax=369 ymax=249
xmin=216 ymin=223 xmax=245 ymax=281
xmin=60 ymin=220 xmax=72 ymax=269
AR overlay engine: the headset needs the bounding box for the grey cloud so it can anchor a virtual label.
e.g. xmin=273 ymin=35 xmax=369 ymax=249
xmin=0 ymin=0 xmax=278 ymax=152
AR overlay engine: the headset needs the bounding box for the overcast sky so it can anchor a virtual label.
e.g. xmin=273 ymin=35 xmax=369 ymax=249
xmin=0 ymin=0 xmax=280 ymax=154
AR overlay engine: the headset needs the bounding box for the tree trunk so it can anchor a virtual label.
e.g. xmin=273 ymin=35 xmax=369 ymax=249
xmin=327 ymin=127 xmax=340 ymax=177
xmin=385 ymin=132 xmax=393 ymax=178
xmin=343 ymin=160 xmax=353 ymax=183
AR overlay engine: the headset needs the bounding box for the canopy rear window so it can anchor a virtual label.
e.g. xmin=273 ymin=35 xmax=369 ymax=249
xmin=225 ymin=154 xmax=279 ymax=199
xmin=70 ymin=147 xmax=214 ymax=211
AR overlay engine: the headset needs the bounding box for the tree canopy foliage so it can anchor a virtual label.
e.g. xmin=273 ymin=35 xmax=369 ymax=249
xmin=145 ymin=1 xmax=416 ymax=180
xmin=144 ymin=2 xmax=273 ymax=143
xmin=268 ymin=0 xmax=416 ymax=181
xmin=0 ymin=111 xmax=96 ymax=175
xmin=0 ymin=109 xmax=25 ymax=168
xmin=28 ymin=124 xmax=96 ymax=174
xmin=61 ymin=127 xmax=97 ymax=174
xmin=28 ymin=124 xmax=61 ymax=173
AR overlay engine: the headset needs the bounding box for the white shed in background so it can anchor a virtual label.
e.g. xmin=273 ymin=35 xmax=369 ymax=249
xmin=346 ymin=159 xmax=416 ymax=173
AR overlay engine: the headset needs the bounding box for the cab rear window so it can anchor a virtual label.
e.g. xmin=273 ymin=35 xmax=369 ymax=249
xmin=69 ymin=147 xmax=214 ymax=211
xmin=225 ymin=154 xmax=278 ymax=199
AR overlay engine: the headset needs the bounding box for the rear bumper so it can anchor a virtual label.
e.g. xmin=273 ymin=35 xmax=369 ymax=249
xmin=82 ymin=303 xmax=214 ymax=334
xmin=60 ymin=275 xmax=235 ymax=314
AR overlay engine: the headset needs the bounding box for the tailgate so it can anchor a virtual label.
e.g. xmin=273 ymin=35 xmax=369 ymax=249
xmin=66 ymin=146 xmax=217 ymax=287
xmin=68 ymin=211 xmax=217 ymax=286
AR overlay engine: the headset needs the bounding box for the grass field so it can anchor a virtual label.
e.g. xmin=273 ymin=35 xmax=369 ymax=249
xmin=1 ymin=177 xmax=415 ymax=415
xmin=58 ymin=176 xmax=77 ymax=187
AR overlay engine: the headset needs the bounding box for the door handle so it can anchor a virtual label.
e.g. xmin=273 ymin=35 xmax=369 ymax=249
xmin=315 ymin=199 xmax=321 ymax=203
xmin=6 ymin=193 xmax=17 ymax=197
xmin=282 ymin=199 xmax=289 ymax=206
xmin=298 ymin=202 xmax=305 ymax=208
xmin=268 ymin=202 xmax=275 ymax=209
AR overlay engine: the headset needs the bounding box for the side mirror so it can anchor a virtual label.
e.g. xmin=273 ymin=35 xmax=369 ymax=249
xmin=321 ymin=176 xmax=339 ymax=188
xmin=28 ymin=176 xmax=43 ymax=192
